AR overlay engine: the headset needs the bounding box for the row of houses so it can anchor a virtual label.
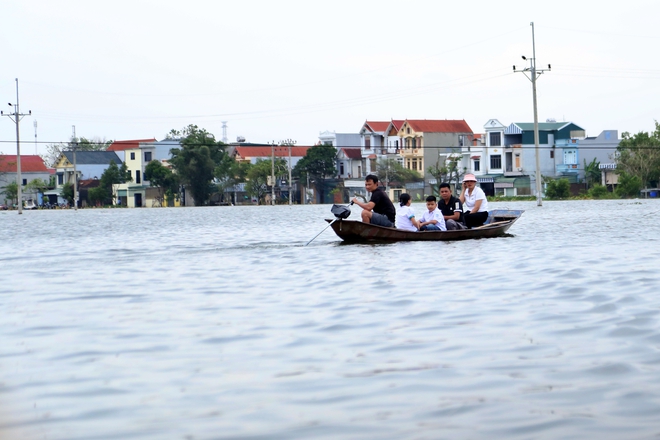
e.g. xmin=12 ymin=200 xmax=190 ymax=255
xmin=1 ymin=117 xmax=622 ymax=207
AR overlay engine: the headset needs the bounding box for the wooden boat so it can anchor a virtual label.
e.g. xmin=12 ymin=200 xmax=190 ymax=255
xmin=327 ymin=209 xmax=523 ymax=243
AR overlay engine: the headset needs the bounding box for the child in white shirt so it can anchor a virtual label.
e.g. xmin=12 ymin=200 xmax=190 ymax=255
xmin=419 ymin=195 xmax=447 ymax=231
xmin=396 ymin=193 xmax=420 ymax=232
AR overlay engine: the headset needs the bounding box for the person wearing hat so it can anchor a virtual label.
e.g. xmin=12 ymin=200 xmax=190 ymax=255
xmin=459 ymin=174 xmax=489 ymax=228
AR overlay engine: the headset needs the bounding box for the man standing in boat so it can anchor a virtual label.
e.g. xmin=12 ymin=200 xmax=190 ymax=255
xmin=352 ymin=174 xmax=396 ymax=227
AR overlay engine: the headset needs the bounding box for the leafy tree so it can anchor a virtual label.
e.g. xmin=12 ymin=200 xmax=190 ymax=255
xmin=1 ymin=181 xmax=18 ymax=205
xmin=427 ymin=153 xmax=465 ymax=195
xmin=247 ymin=158 xmax=288 ymax=204
xmin=24 ymin=179 xmax=50 ymax=202
xmin=545 ymin=178 xmax=571 ymax=199
xmin=616 ymin=122 xmax=660 ymax=191
xmin=43 ymin=137 xmax=112 ymax=167
xmin=61 ymin=182 xmax=74 ymax=206
xmin=377 ymin=158 xmax=423 ymax=188
xmin=583 ymin=157 xmax=601 ymax=189
xmin=90 ymin=160 xmax=132 ymax=205
xmin=145 ymin=160 xmax=179 ymax=207
xmin=293 ymin=144 xmax=337 ymax=202
xmin=215 ymin=155 xmax=251 ymax=203
xmin=168 ymin=125 xmax=227 ymax=206
xmin=614 ymin=172 xmax=642 ymax=198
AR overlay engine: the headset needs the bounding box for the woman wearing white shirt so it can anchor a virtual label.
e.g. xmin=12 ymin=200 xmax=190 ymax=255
xmin=459 ymin=174 xmax=489 ymax=228
xmin=396 ymin=193 xmax=420 ymax=232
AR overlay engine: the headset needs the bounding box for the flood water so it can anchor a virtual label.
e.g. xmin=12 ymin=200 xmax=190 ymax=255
xmin=1 ymin=199 xmax=660 ymax=440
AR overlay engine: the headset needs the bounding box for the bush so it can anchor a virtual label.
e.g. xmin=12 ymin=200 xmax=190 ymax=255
xmin=615 ymin=172 xmax=642 ymax=198
xmin=588 ymin=184 xmax=609 ymax=199
xmin=545 ymin=178 xmax=570 ymax=199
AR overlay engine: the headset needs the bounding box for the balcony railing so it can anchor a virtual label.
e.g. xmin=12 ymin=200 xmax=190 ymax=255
xmin=556 ymin=164 xmax=579 ymax=173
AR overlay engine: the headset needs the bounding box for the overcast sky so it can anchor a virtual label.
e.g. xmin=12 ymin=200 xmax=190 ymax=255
xmin=2 ymin=0 xmax=660 ymax=156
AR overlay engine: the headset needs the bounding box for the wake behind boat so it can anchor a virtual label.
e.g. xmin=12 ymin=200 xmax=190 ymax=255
xmin=326 ymin=209 xmax=523 ymax=243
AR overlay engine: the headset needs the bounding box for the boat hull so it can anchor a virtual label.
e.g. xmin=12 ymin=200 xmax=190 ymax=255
xmin=327 ymin=209 xmax=523 ymax=243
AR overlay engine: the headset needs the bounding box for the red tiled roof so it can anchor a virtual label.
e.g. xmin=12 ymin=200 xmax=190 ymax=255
xmin=107 ymin=138 xmax=157 ymax=151
xmin=364 ymin=121 xmax=391 ymax=132
xmin=341 ymin=148 xmax=362 ymax=159
xmin=405 ymin=120 xmax=473 ymax=134
xmin=0 ymin=155 xmax=50 ymax=173
xmin=234 ymin=146 xmax=311 ymax=159
xmin=390 ymin=120 xmax=405 ymax=130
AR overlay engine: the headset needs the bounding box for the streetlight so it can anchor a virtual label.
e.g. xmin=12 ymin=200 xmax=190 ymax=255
xmin=1 ymin=79 xmax=32 ymax=215
xmin=514 ymin=22 xmax=551 ymax=207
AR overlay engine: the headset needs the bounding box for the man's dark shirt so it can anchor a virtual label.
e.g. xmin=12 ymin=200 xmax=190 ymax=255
xmin=370 ymin=187 xmax=396 ymax=223
xmin=438 ymin=195 xmax=464 ymax=223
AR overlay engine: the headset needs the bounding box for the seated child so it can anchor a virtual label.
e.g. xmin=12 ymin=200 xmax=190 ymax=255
xmin=419 ymin=195 xmax=447 ymax=231
xmin=396 ymin=193 xmax=420 ymax=232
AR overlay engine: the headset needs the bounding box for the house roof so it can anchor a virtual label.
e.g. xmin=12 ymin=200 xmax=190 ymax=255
xmin=341 ymin=148 xmax=362 ymax=159
xmin=107 ymin=138 xmax=157 ymax=151
xmin=507 ymin=122 xmax=583 ymax=134
xmin=62 ymin=151 xmax=122 ymax=165
xmin=363 ymin=121 xmax=391 ymax=133
xmin=405 ymin=119 xmax=473 ymax=133
xmin=233 ymin=146 xmax=311 ymax=159
xmin=0 ymin=155 xmax=50 ymax=173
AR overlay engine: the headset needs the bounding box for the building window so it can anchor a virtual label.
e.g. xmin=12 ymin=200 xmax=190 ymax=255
xmin=364 ymin=138 xmax=371 ymax=148
xmin=412 ymin=159 xmax=418 ymax=171
xmin=340 ymin=163 xmax=345 ymax=175
xmin=144 ymin=151 xmax=152 ymax=162
xmin=550 ymin=150 xmax=555 ymax=159
xmin=490 ymin=154 xmax=502 ymax=169
xmin=489 ymin=132 xmax=501 ymax=146
xmin=22 ymin=179 xmax=27 ymax=185
xmin=58 ymin=174 xmax=63 ymax=185
xmin=130 ymin=152 xmax=136 ymax=160
xmin=407 ymin=127 xmax=411 ymax=134
xmin=136 ymin=170 xmax=141 ymax=184
xmin=474 ymin=160 xmax=480 ymax=172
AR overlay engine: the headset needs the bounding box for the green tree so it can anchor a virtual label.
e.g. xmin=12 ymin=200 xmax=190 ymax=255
xmin=215 ymin=155 xmax=251 ymax=203
xmin=616 ymin=122 xmax=660 ymax=191
xmin=427 ymin=153 xmax=466 ymax=195
xmin=1 ymin=181 xmax=18 ymax=205
xmin=583 ymin=157 xmax=601 ymax=189
xmin=614 ymin=172 xmax=643 ymax=198
xmin=247 ymin=158 xmax=288 ymax=204
xmin=293 ymin=144 xmax=337 ymax=203
xmin=545 ymin=178 xmax=571 ymax=199
xmin=61 ymin=182 xmax=74 ymax=206
xmin=145 ymin=160 xmax=179 ymax=207
xmin=376 ymin=158 xmax=423 ymax=189
xmin=24 ymin=178 xmax=50 ymax=194
xmin=90 ymin=160 xmax=132 ymax=205
xmin=168 ymin=125 xmax=227 ymax=206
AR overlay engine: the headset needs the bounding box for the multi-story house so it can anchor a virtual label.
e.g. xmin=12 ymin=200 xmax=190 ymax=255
xmin=468 ymin=120 xmax=589 ymax=196
xmin=397 ymin=119 xmax=474 ymax=196
xmin=556 ymin=130 xmax=619 ymax=182
xmin=358 ymin=120 xmax=405 ymax=175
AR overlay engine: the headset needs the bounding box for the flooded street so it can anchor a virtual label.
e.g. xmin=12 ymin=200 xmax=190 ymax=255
xmin=2 ymin=199 xmax=660 ymax=439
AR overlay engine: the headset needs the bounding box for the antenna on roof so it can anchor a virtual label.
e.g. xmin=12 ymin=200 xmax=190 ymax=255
xmin=34 ymin=120 xmax=38 ymax=155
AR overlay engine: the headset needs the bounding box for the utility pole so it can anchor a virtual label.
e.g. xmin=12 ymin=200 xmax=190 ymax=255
xmin=72 ymin=125 xmax=78 ymax=211
xmin=271 ymin=141 xmax=276 ymax=206
xmin=514 ymin=22 xmax=551 ymax=207
xmin=279 ymin=139 xmax=296 ymax=205
xmin=1 ymin=78 xmax=32 ymax=215
xmin=34 ymin=120 xmax=38 ymax=155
